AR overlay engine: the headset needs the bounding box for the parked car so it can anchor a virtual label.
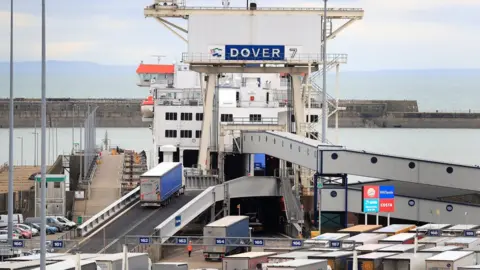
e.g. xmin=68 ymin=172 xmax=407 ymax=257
xmin=29 ymin=222 xmax=57 ymax=234
xmin=0 ymin=229 xmax=20 ymax=240
xmin=15 ymin=224 xmax=39 ymax=236
xmin=25 ymin=217 xmax=65 ymax=232
xmin=50 ymin=216 xmax=76 ymax=230
xmin=14 ymin=227 xmax=32 ymax=239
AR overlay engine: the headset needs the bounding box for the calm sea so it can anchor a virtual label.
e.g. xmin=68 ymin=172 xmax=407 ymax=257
xmin=1 ymin=128 xmax=479 ymax=171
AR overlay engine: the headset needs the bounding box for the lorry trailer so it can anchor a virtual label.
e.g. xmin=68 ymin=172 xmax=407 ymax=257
xmin=140 ymin=162 xmax=185 ymax=207
xmin=203 ymin=215 xmax=250 ymax=261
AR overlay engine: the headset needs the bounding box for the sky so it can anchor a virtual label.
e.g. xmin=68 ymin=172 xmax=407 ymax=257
xmin=0 ymin=0 xmax=479 ymax=71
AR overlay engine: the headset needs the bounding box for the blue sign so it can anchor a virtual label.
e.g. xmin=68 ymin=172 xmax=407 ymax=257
xmin=175 ymin=215 xmax=181 ymax=227
xmin=379 ymin=186 xmax=395 ymax=199
xmin=12 ymin=240 xmax=24 ymax=248
xmin=291 ymin=240 xmax=303 ymax=247
xmin=363 ymin=199 xmax=379 ymax=213
xmin=252 ymin=239 xmax=264 ymax=246
xmin=329 ymin=240 xmax=342 ymax=248
xmin=464 ymin=230 xmax=476 ymax=237
xmin=139 ymin=237 xmax=151 ymax=244
xmin=176 ymin=237 xmax=188 ymax=245
xmin=52 ymin=240 xmax=64 ymax=248
xmin=427 ymin=230 xmax=441 ymax=236
xmin=225 ymin=45 xmax=285 ymax=61
xmin=215 ymin=238 xmax=226 ymax=245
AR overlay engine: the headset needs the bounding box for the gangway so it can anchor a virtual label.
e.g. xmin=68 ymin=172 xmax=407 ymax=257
xmin=241 ymin=131 xmax=480 ymax=192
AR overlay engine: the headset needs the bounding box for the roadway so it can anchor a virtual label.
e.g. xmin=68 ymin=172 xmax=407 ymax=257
xmin=77 ymin=190 xmax=201 ymax=253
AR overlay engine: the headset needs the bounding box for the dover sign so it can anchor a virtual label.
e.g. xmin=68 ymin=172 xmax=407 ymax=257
xmin=209 ymin=45 xmax=302 ymax=61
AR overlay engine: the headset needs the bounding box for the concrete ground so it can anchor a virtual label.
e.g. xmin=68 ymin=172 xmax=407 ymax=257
xmin=74 ymin=152 xmax=123 ymax=221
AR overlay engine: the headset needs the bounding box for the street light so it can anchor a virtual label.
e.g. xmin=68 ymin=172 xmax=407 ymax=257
xmin=32 ymin=131 xmax=39 ymax=166
xmin=16 ymin=137 xmax=23 ymax=166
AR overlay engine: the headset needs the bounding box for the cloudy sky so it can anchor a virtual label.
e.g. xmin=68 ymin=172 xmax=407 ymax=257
xmin=0 ymin=0 xmax=479 ymax=70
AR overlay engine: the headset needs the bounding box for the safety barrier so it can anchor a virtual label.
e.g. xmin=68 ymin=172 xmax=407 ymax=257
xmin=76 ymin=186 xmax=140 ymax=237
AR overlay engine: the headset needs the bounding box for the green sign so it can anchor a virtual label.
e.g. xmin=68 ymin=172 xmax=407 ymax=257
xmin=34 ymin=174 xmax=66 ymax=182
xmin=317 ymin=182 xmax=323 ymax=189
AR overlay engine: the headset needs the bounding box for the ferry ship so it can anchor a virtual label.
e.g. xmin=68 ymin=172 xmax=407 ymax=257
xmin=136 ymin=61 xmax=327 ymax=180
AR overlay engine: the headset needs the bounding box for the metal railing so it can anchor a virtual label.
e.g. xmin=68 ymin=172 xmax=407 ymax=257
xmin=76 ymin=186 xmax=140 ymax=237
xmin=225 ymin=117 xmax=279 ymax=125
xmin=182 ymin=53 xmax=348 ymax=64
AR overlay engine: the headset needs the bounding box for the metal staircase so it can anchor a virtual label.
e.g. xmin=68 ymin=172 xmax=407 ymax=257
xmin=278 ymin=171 xmax=304 ymax=237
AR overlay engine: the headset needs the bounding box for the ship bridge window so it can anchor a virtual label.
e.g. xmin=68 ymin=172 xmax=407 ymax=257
xmin=221 ymin=114 xmax=233 ymax=122
xmin=195 ymin=130 xmax=201 ymax=138
xmin=196 ymin=113 xmax=203 ymax=121
xmin=181 ymin=113 xmax=193 ymax=121
xmin=165 ymin=130 xmax=177 ymax=138
xmin=180 ymin=130 xmax=192 ymax=138
xmin=165 ymin=112 xmax=177 ymax=121
xmin=249 ymin=114 xmax=262 ymax=122
xmin=290 ymin=115 xmax=295 ymax=122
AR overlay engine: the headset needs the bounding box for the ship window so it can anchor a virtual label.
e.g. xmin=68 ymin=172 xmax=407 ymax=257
xmin=307 ymin=115 xmax=319 ymax=122
xmin=180 ymin=130 xmax=192 ymax=138
xmin=181 ymin=113 xmax=193 ymax=121
xmin=249 ymin=114 xmax=262 ymax=122
xmin=195 ymin=113 xmax=203 ymax=121
xmin=195 ymin=130 xmax=201 ymax=138
xmin=221 ymin=114 xmax=233 ymax=122
xmin=165 ymin=112 xmax=177 ymax=121
xmin=290 ymin=115 xmax=295 ymax=122
xmin=165 ymin=130 xmax=177 ymax=138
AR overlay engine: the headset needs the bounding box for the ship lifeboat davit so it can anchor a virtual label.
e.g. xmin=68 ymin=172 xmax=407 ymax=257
xmin=141 ymin=96 xmax=154 ymax=118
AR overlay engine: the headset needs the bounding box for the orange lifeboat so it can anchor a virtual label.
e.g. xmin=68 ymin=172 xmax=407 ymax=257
xmin=141 ymin=96 xmax=154 ymax=118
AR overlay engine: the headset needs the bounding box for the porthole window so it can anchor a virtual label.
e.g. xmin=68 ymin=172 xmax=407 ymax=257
xmin=330 ymin=191 xmax=337 ymax=198
xmin=446 ymin=167 xmax=453 ymax=174
xmin=371 ymin=157 xmax=378 ymax=164
xmin=446 ymin=205 xmax=453 ymax=212
xmin=408 ymin=162 xmax=416 ymax=169
xmin=408 ymin=200 xmax=415 ymax=207
xmin=331 ymin=153 xmax=338 ymax=160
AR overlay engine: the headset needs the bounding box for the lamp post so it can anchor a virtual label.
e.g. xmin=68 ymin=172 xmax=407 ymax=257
xmin=17 ymin=137 xmax=23 ymax=166
xmin=40 ymin=0 xmax=47 ymax=268
xmin=321 ymin=0 xmax=328 ymax=143
xmin=32 ymin=131 xmax=39 ymax=166
xmin=7 ymin=0 xmax=15 ymax=245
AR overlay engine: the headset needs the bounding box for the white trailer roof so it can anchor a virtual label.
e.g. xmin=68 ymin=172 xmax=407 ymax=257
xmin=345 ymin=233 xmax=387 ymax=243
xmin=94 ymin=252 xmax=147 ymax=261
xmin=426 ymin=251 xmax=474 ymax=261
xmin=227 ymin=252 xmax=276 ymax=258
xmin=310 ymin=251 xmax=353 ymax=258
xmin=356 ymin=244 xmax=394 ymax=252
xmin=446 ymin=237 xmax=480 ymax=244
xmin=207 ymin=215 xmax=248 ymax=227
xmin=384 ymin=252 xmax=435 ymax=261
xmin=142 ymin=162 xmax=180 ymax=177
xmin=355 ymin=252 xmax=397 ymax=260
xmin=379 ymin=244 xmax=423 ymax=252
xmin=266 ymin=259 xmax=326 ymax=267
xmin=310 ymin=233 xmax=350 ymax=240
xmin=444 ymin=225 xmax=479 ymax=231
xmin=45 ymin=253 xmax=102 ymax=262
xmin=412 ymin=224 xmax=451 ymax=232
xmin=374 ymin=224 xmax=416 ymax=233
xmin=459 ymin=265 xmax=480 ymax=269
xmin=419 ymin=237 xmax=451 ymax=244
xmin=269 ymin=251 xmax=324 ymax=259
xmin=379 ymin=233 xmax=416 ymax=242
xmin=421 ymin=246 xmax=462 ymax=252
xmin=30 ymin=260 xmax=95 ymax=270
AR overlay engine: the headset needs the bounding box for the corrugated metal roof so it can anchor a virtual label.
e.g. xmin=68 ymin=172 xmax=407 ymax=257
xmin=136 ymin=64 xmax=174 ymax=74
xmin=142 ymin=162 xmax=181 ymax=177
xmin=426 ymin=251 xmax=474 ymax=261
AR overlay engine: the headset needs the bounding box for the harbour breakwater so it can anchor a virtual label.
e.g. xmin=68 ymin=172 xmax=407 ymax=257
xmin=0 ymin=98 xmax=479 ymax=128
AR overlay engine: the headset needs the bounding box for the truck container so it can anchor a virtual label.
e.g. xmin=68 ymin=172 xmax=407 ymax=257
xmin=0 ymin=260 xmax=58 ymax=270
xmin=409 ymin=224 xmax=452 ymax=234
xmin=346 ymin=252 xmax=397 ymax=270
xmin=355 ymin=244 xmax=395 ymax=254
xmin=420 ymin=246 xmax=462 ymax=254
xmin=378 ymin=244 xmax=425 ymax=253
xmin=94 ymin=253 xmax=151 ymax=270
xmin=203 ymin=215 xmax=250 ymax=261
xmin=373 ymin=224 xmax=416 ymax=236
xmin=382 ymin=252 xmax=435 ymax=270
xmin=338 ymin=225 xmax=382 ymax=236
xmin=425 ymin=251 xmax=476 ymax=270
xmin=342 ymin=233 xmax=387 ymax=248
xmin=459 ymin=266 xmax=480 ymax=269
xmin=443 ymin=225 xmax=480 ymax=236
xmin=223 ymin=252 xmax=276 ymax=270
xmin=304 ymin=233 xmax=350 ymax=247
xmin=419 ymin=237 xmax=451 ymax=248
xmin=30 ymin=260 xmax=97 ymax=270
xmin=152 ymin=262 xmax=188 ymax=270
xmin=445 ymin=237 xmax=480 ymax=248
xmin=267 ymin=251 xmax=325 ymax=264
xmin=265 ymin=259 xmax=328 ymax=270
xmin=140 ymin=162 xmax=185 ymax=207
xmin=463 ymin=246 xmax=480 ymax=263
xmin=379 ymin=233 xmax=422 ymax=245
xmin=263 ymin=247 xmax=305 ymax=254
xmin=308 ymin=251 xmax=353 ymax=270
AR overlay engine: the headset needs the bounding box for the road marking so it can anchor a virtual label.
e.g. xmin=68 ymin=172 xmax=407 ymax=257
xmin=66 ymin=200 xmax=140 ymax=253
xmin=97 ymin=206 xmax=162 ymax=254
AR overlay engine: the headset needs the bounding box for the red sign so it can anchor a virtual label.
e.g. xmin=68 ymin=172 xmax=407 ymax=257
xmin=363 ymin=186 xmax=379 ymax=199
xmin=379 ymin=198 xmax=395 ymax=212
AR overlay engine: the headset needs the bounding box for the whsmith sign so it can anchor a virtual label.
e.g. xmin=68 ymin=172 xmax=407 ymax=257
xmin=208 ymin=45 xmax=302 ymax=61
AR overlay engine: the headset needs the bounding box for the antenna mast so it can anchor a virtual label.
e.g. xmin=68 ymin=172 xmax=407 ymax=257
xmin=151 ymin=55 xmax=166 ymax=64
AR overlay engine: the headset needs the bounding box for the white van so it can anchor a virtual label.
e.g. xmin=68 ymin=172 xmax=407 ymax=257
xmin=0 ymin=214 xmax=24 ymax=228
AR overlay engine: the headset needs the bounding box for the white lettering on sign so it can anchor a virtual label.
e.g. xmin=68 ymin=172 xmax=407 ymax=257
xmin=380 ymin=202 xmax=393 ymax=207
xmin=229 ymin=48 xmax=281 ymax=59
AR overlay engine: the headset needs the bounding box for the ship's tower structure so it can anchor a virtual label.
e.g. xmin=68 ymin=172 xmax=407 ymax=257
xmin=144 ymin=0 xmax=364 ymax=233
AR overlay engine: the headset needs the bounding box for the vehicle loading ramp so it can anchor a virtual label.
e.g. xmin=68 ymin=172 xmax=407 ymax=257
xmin=241 ymin=131 xmax=480 ymax=191
xmin=77 ymin=190 xmax=201 ymax=253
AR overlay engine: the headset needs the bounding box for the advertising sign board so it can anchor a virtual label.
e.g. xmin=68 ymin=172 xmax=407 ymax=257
xmin=362 ymin=185 xmax=395 ymax=213
xmin=208 ymin=45 xmax=302 ymax=61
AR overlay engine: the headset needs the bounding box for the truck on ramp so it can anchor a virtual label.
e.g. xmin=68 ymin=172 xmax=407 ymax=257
xmin=140 ymin=162 xmax=185 ymax=207
xmin=203 ymin=215 xmax=250 ymax=261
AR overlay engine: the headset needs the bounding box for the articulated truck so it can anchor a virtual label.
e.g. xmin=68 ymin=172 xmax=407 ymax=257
xmin=140 ymin=162 xmax=185 ymax=207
